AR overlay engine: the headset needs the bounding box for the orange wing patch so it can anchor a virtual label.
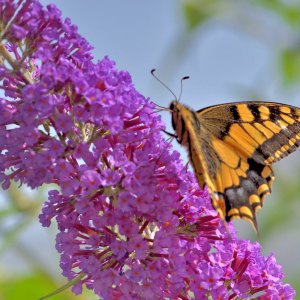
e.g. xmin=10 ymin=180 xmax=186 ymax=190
xmin=210 ymin=149 xmax=274 ymax=235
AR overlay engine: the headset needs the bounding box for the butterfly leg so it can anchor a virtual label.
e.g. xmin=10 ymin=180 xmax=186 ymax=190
xmin=161 ymin=129 xmax=177 ymax=138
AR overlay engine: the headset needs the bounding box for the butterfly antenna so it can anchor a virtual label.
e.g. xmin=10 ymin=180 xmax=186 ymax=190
xmin=178 ymin=76 xmax=190 ymax=103
xmin=151 ymin=69 xmax=178 ymax=102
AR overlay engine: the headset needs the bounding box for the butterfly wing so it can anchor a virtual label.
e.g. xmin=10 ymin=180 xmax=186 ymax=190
xmin=172 ymin=101 xmax=300 ymax=234
xmin=198 ymin=101 xmax=300 ymax=165
xmin=197 ymin=131 xmax=274 ymax=234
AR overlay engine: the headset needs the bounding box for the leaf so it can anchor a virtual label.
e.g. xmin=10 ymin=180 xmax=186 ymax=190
xmin=0 ymin=274 xmax=65 ymax=300
xmin=182 ymin=0 xmax=223 ymax=30
xmin=38 ymin=273 xmax=87 ymax=300
xmin=183 ymin=1 xmax=208 ymax=30
xmin=280 ymin=48 xmax=300 ymax=84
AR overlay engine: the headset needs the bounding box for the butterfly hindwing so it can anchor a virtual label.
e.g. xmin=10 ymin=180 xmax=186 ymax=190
xmin=210 ymin=152 xmax=274 ymax=234
xmin=221 ymin=161 xmax=274 ymax=230
xmin=170 ymin=101 xmax=300 ymax=234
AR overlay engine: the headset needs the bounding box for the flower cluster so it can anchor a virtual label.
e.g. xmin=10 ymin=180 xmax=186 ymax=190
xmin=0 ymin=1 xmax=296 ymax=299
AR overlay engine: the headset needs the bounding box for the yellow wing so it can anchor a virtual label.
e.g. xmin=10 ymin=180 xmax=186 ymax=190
xmin=170 ymin=101 xmax=300 ymax=235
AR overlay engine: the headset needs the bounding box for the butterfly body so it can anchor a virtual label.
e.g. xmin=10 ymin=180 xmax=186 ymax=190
xmin=170 ymin=100 xmax=300 ymax=234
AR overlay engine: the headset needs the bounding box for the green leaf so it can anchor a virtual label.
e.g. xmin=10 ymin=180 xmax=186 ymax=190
xmin=0 ymin=274 xmax=65 ymax=300
xmin=183 ymin=2 xmax=208 ymax=30
xmin=38 ymin=273 xmax=87 ymax=300
xmin=280 ymin=48 xmax=300 ymax=84
xmin=258 ymin=165 xmax=300 ymax=239
xmin=259 ymin=0 xmax=300 ymax=27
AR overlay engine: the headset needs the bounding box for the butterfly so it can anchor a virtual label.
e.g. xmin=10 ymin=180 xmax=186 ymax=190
xmin=169 ymin=99 xmax=300 ymax=236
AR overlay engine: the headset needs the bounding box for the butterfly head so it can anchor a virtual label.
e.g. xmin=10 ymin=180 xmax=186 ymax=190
xmin=169 ymin=100 xmax=177 ymax=112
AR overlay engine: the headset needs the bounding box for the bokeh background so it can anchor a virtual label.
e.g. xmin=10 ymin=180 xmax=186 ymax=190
xmin=1 ymin=1 xmax=300 ymax=299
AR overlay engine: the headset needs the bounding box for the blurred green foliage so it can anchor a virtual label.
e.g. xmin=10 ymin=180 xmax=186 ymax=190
xmin=258 ymin=0 xmax=300 ymax=28
xmin=0 ymin=272 xmax=79 ymax=300
xmin=184 ymin=0 xmax=217 ymax=30
xmin=183 ymin=0 xmax=300 ymax=84
xmin=281 ymin=48 xmax=300 ymax=84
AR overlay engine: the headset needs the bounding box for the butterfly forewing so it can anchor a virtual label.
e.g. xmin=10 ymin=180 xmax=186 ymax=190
xmin=171 ymin=101 xmax=300 ymax=234
xmin=199 ymin=102 xmax=300 ymax=165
